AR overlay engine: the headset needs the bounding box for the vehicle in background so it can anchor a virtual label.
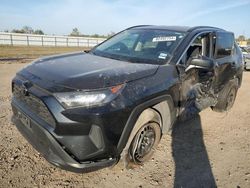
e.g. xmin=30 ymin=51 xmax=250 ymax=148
xmin=240 ymin=46 xmax=250 ymax=70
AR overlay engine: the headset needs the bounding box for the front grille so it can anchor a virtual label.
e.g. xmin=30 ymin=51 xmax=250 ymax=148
xmin=13 ymin=83 xmax=56 ymax=128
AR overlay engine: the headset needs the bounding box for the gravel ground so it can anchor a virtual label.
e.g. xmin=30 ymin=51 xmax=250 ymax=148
xmin=0 ymin=62 xmax=250 ymax=188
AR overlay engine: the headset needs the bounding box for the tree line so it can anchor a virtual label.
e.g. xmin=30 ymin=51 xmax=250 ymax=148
xmin=237 ymin=35 xmax=250 ymax=45
xmin=3 ymin=26 xmax=114 ymax=38
xmin=4 ymin=26 xmax=44 ymax=35
xmin=4 ymin=26 xmax=250 ymax=43
xmin=69 ymin=28 xmax=115 ymax=38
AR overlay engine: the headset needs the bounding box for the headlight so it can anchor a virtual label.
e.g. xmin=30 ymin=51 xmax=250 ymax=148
xmin=54 ymin=84 xmax=125 ymax=108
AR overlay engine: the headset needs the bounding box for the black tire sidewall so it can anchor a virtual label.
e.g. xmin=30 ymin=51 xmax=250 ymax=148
xmin=213 ymin=80 xmax=238 ymax=112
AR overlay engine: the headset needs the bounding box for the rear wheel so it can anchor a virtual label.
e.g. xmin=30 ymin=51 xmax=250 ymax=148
xmin=129 ymin=122 xmax=161 ymax=164
xmin=225 ymin=86 xmax=237 ymax=110
xmin=212 ymin=79 xmax=238 ymax=112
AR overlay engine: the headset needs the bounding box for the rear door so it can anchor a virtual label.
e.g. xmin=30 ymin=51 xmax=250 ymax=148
xmin=213 ymin=31 xmax=236 ymax=92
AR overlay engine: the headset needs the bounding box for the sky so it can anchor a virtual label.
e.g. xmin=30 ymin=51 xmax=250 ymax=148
xmin=0 ymin=0 xmax=250 ymax=38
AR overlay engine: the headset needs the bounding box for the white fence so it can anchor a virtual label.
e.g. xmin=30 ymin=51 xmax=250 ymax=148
xmin=0 ymin=32 xmax=106 ymax=47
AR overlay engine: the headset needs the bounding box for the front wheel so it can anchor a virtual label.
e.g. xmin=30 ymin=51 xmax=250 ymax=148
xmin=129 ymin=122 xmax=161 ymax=164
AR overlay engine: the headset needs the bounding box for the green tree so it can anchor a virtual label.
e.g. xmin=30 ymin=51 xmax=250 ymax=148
xmin=107 ymin=31 xmax=116 ymax=37
xmin=70 ymin=28 xmax=80 ymax=36
xmin=12 ymin=29 xmax=25 ymax=33
xmin=237 ymin=35 xmax=246 ymax=41
xmin=22 ymin=26 xmax=34 ymax=34
xmin=92 ymin=34 xmax=100 ymax=38
xmin=34 ymin=30 xmax=44 ymax=35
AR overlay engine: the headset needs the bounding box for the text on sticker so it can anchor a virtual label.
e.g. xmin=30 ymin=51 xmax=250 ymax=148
xmin=152 ymin=36 xmax=176 ymax=42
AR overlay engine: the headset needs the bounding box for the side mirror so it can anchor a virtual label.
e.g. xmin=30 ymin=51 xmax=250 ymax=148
xmin=185 ymin=58 xmax=213 ymax=72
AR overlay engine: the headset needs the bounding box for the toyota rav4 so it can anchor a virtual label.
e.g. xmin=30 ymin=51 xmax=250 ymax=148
xmin=11 ymin=26 xmax=243 ymax=173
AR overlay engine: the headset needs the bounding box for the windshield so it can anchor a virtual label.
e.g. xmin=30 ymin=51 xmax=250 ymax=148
xmin=91 ymin=29 xmax=186 ymax=64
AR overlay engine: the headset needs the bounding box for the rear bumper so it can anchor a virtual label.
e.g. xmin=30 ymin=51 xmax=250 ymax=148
xmin=11 ymin=102 xmax=117 ymax=173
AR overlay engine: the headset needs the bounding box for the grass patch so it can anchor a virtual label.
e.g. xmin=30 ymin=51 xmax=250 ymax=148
xmin=0 ymin=45 xmax=90 ymax=59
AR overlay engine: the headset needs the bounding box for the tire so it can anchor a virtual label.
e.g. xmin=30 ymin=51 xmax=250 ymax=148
xmin=129 ymin=122 xmax=161 ymax=165
xmin=244 ymin=63 xmax=248 ymax=71
xmin=245 ymin=62 xmax=250 ymax=71
xmin=212 ymin=80 xmax=238 ymax=112
xmin=119 ymin=108 xmax=162 ymax=168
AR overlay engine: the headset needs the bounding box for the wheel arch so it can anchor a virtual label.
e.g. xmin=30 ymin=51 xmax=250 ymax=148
xmin=117 ymin=94 xmax=176 ymax=166
xmin=151 ymin=99 xmax=176 ymax=134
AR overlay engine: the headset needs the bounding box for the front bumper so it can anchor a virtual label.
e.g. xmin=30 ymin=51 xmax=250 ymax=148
xmin=11 ymin=101 xmax=117 ymax=173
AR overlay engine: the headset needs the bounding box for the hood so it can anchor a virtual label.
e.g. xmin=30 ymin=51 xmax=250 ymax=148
xmin=18 ymin=52 xmax=159 ymax=92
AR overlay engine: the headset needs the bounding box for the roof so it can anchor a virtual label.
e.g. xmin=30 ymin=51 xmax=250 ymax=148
xmin=129 ymin=25 xmax=224 ymax=33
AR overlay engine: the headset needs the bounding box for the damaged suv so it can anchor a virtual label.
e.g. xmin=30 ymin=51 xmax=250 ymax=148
xmin=11 ymin=26 xmax=243 ymax=173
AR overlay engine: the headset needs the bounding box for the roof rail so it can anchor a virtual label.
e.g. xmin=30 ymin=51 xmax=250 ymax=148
xmin=125 ymin=25 xmax=153 ymax=30
xmin=188 ymin=26 xmax=225 ymax=32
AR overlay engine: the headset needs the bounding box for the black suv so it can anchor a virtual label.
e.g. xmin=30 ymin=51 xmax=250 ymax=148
xmin=11 ymin=26 xmax=243 ymax=173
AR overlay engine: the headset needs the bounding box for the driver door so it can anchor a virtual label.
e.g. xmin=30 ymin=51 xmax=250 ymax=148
xmin=177 ymin=32 xmax=217 ymax=120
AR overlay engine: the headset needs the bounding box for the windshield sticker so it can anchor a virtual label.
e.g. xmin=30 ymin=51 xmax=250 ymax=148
xmin=158 ymin=53 xmax=168 ymax=59
xmin=152 ymin=36 xmax=176 ymax=42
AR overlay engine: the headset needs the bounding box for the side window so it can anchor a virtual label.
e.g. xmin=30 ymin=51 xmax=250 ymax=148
xmin=215 ymin=32 xmax=234 ymax=59
xmin=181 ymin=33 xmax=211 ymax=65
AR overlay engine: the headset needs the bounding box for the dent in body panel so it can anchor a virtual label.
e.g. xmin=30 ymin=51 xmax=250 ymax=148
xmin=178 ymin=69 xmax=217 ymax=121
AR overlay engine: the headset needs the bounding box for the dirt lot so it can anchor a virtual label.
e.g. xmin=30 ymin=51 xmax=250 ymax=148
xmin=0 ymin=59 xmax=250 ymax=187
